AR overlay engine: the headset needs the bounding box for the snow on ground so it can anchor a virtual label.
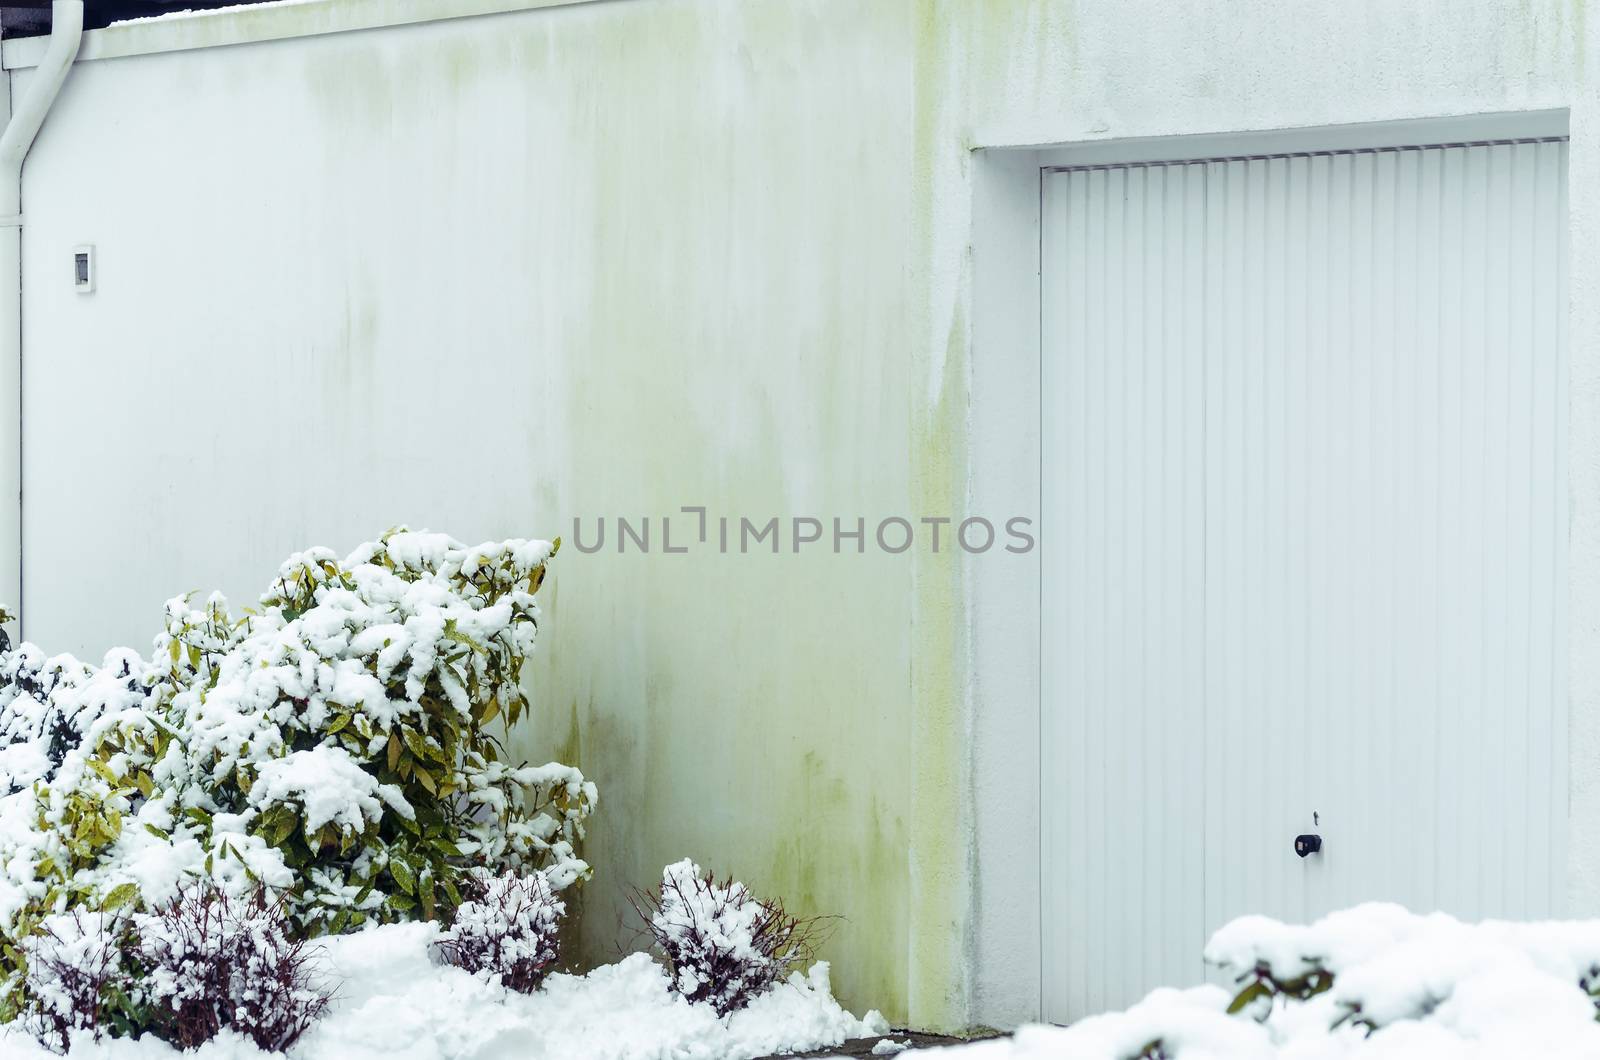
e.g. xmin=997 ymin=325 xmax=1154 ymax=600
xmin=0 ymin=920 xmax=887 ymax=1060
xmin=898 ymin=903 xmax=1600 ymax=1059
xmin=20 ymin=899 xmax=1600 ymax=1058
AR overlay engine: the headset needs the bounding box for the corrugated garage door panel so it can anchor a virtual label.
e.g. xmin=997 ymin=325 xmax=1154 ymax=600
xmin=1040 ymin=139 xmax=1569 ymax=1022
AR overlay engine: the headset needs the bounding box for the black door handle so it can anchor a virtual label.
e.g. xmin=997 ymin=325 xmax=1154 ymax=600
xmin=1295 ymin=834 xmax=1322 ymax=858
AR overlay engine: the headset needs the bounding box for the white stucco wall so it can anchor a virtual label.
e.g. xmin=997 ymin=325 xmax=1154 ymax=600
xmin=11 ymin=0 xmax=942 ymax=1028
xmin=4 ymin=0 xmax=1597 ymax=1033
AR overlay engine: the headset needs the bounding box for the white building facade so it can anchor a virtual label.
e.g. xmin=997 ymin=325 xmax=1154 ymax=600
xmin=1 ymin=0 xmax=1595 ymax=1034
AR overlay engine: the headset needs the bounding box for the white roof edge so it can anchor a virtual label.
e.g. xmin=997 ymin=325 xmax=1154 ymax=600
xmin=2 ymin=0 xmax=609 ymax=70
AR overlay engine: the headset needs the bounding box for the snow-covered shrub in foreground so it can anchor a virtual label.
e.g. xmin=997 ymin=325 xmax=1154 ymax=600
xmin=0 ymin=529 xmax=594 ymax=1020
xmin=434 ymin=869 xmax=564 ymax=992
xmin=1 ymin=919 xmax=888 ymax=1060
xmin=1205 ymin=903 xmax=1600 ymax=1040
xmin=17 ymin=910 xmax=133 ymax=1053
xmin=912 ymin=904 xmax=1600 ymax=1059
xmin=637 ymin=859 xmax=826 ymax=1017
xmin=135 ymin=884 xmax=330 ymax=1051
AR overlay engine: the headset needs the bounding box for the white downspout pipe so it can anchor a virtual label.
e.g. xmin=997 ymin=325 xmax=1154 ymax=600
xmin=0 ymin=1 xmax=83 ymax=644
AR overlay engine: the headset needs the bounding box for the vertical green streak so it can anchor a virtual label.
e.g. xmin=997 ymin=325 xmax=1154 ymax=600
xmin=906 ymin=0 xmax=974 ymax=1034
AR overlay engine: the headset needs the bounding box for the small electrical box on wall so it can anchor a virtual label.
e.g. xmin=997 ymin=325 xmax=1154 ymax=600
xmin=73 ymin=246 xmax=94 ymax=293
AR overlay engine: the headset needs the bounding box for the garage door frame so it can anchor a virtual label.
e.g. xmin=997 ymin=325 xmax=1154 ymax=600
xmin=966 ymin=109 xmax=1572 ymax=1030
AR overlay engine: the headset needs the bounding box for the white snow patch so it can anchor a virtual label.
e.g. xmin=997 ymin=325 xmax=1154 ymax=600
xmin=248 ymin=744 xmax=408 ymax=836
xmin=903 ymin=904 xmax=1600 ymax=1059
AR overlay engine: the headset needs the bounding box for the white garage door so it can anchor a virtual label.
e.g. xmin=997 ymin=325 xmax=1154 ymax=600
xmin=1040 ymin=137 xmax=1570 ymax=1022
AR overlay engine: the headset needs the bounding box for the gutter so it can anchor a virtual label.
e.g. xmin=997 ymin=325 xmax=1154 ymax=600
xmin=0 ymin=1 xmax=84 ymax=641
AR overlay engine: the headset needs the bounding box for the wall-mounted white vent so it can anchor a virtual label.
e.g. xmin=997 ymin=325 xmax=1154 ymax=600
xmin=73 ymin=246 xmax=93 ymax=293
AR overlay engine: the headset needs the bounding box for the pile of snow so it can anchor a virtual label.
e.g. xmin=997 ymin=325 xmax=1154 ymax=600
xmin=0 ymin=919 xmax=887 ymax=1059
xmin=908 ymin=903 xmax=1600 ymax=1059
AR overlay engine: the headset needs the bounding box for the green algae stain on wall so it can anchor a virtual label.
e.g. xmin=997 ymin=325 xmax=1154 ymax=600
xmin=554 ymin=697 xmax=584 ymax=770
xmin=286 ymin=0 xmax=991 ymax=1031
xmin=906 ymin=303 xmax=976 ymax=1034
xmin=904 ymin=0 xmax=976 ymax=1034
xmin=492 ymin=0 xmax=928 ymax=1029
xmin=302 ymin=46 xmax=397 ymax=139
xmin=767 ymin=780 xmax=912 ymax=1016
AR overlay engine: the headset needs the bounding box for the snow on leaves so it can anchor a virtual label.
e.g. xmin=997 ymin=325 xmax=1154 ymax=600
xmin=434 ymin=869 xmax=564 ymax=993
xmin=638 ymin=859 xmax=828 ymax=1017
xmin=0 ymin=528 xmax=595 ymax=1011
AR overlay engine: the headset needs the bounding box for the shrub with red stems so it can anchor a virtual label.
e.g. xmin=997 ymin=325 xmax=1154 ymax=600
xmin=134 ymin=883 xmax=331 ymax=1052
xmin=434 ymin=869 xmax=564 ymax=993
xmin=17 ymin=909 xmax=136 ymax=1053
xmin=632 ymin=859 xmax=827 ymax=1016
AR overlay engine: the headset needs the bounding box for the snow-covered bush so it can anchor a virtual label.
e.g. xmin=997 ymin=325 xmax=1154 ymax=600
xmin=2 ymin=918 xmax=890 ymax=1060
xmin=16 ymin=910 xmax=135 ymax=1053
xmin=636 ymin=859 xmax=824 ymax=1016
xmin=0 ymin=529 xmax=595 ymax=1017
xmin=12 ymin=885 xmax=328 ymax=1053
xmin=135 ymin=883 xmax=330 ymax=1051
xmin=1205 ymin=903 xmax=1600 ymax=1035
xmin=434 ymin=869 xmax=564 ymax=992
xmin=922 ymin=906 xmax=1600 ymax=1059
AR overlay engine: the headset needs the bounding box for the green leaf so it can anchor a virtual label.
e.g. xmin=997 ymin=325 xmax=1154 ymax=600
xmin=100 ymin=882 xmax=140 ymax=911
xmin=269 ymin=811 xmax=298 ymax=848
xmin=1227 ymin=979 xmax=1274 ymax=1015
xmin=389 ymin=858 xmax=416 ymax=895
xmin=403 ymin=727 xmax=431 ymax=762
